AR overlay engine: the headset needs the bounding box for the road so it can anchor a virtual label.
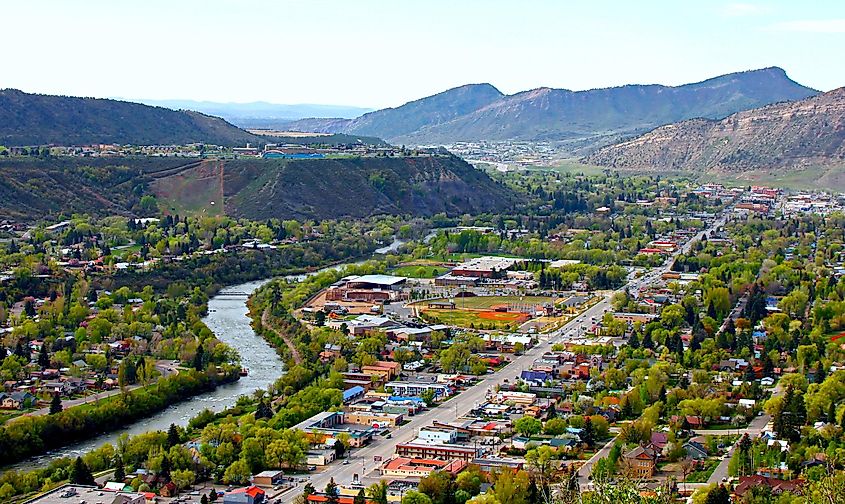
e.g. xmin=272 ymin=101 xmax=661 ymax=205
xmin=706 ymin=385 xmax=781 ymax=485
xmin=14 ymin=360 xmax=180 ymax=420
xmin=285 ymin=212 xmax=731 ymax=501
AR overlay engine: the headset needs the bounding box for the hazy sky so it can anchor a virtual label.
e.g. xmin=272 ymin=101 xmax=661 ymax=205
xmin=2 ymin=0 xmax=843 ymax=108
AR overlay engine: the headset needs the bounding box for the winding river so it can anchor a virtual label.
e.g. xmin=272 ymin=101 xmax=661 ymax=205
xmin=7 ymin=236 xmax=406 ymax=472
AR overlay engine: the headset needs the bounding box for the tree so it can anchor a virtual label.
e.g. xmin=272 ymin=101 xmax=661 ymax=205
xmin=222 ymin=460 xmax=250 ymax=484
xmin=543 ymin=417 xmax=567 ymax=436
xmin=113 ymin=455 xmax=126 ymax=482
xmin=420 ymin=389 xmax=436 ymax=407
xmin=38 ymin=343 xmax=50 ymax=369
xmin=514 ymin=416 xmax=542 ymax=437
xmin=354 ymin=488 xmax=367 ymax=504
xmin=49 ymin=394 xmax=63 ymax=414
xmin=492 ymin=469 xmax=531 ymax=504
xmin=167 ymin=423 xmax=181 ymax=448
xmin=368 ymin=481 xmax=389 ymax=504
xmin=193 ymin=342 xmax=205 ymax=371
xmin=418 ymin=471 xmax=455 ymax=504
xmin=69 ymin=457 xmax=95 ymax=485
xmin=704 ymin=484 xmax=729 ymax=504
xmin=326 ymin=478 xmax=340 ymax=504
xmin=402 ymin=491 xmax=433 ymax=504
xmin=171 ymin=469 xmax=196 ymax=491
xmin=582 ymin=416 xmax=595 ymax=447
xmin=255 ymin=400 xmax=273 ymax=419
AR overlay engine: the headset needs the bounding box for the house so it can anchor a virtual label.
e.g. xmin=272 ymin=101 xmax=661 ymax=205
xmin=0 ymin=391 xmax=35 ymax=409
xmin=622 ymin=445 xmax=658 ymax=477
xmin=224 ymin=485 xmax=266 ymax=504
xmin=683 ymin=441 xmax=709 ymax=460
xmin=252 ymin=470 xmax=284 ymax=487
xmin=159 ymin=482 xmax=177 ymax=497
xmin=734 ymin=476 xmax=804 ymax=498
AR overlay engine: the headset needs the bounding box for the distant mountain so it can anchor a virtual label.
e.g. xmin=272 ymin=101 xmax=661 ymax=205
xmin=0 ymin=89 xmax=263 ymax=146
xmin=584 ymin=87 xmax=845 ymax=184
xmin=135 ymin=99 xmax=372 ymax=127
xmin=282 ymin=68 xmax=818 ymax=150
xmin=282 ymin=83 xmax=504 ymax=140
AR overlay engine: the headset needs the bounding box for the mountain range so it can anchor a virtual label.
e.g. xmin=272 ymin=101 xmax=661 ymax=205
xmin=584 ymin=87 xmax=845 ymax=188
xmin=280 ymin=67 xmax=818 ymax=150
xmin=0 ymin=89 xmax=264 ymax=146
xmin=134 ymin=99 xmax=373 ymax=128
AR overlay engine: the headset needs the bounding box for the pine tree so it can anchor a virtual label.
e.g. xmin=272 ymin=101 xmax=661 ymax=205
xmin=193 ymin=342 xmax=205 ymax=371
xmin=113 ymin=456 xmax=125 ymax=482
xmin=704 ymin=484 xmax=730 ymax=504
xmin=325 ymin=479 xmax=339 ymax=504
xmin=38 ymin=343 xmax=50 ymax=369
xmin=69 ymin=457 xmax=95 ymax=485
xmin=582 ymin=416 xmax=595 ymax=447
xmin=49 ymin=394 xmax=62 ymax=414
xmin=354 ymin=488 xmax=366 ymax=504
xmin=167 ymin=423 xmax=180 ymax=448
xmin=255 ymin=400 xmax=272 ymax=419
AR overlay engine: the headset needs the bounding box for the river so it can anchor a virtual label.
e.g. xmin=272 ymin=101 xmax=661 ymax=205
xmin=7 ymin=236 xmax=407 ymax=472
xmin=8 ymin=278 xmax=283 ymax=472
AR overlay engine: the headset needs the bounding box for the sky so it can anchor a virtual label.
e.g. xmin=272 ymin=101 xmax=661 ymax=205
xmin=2 ymin=0 xmax=843 ymax=109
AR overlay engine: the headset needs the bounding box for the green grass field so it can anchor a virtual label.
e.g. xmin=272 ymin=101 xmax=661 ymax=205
xmin=421 ymin=308 xmax=524 ymax=330
xmin=391 ymin=265 xmax=449 ymax=278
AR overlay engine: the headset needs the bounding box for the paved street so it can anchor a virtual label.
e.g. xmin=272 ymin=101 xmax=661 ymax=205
xmin=283 ymin=211 xmax=731 ymax=501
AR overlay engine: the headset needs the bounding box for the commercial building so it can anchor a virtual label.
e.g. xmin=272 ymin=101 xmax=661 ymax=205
xmin=24 ymin=485 xmax=147 ymax=504
xmin=385 ymin=382 xmax=452 ymax=398
xmin=450 ymin=256 xmax=518 ymax=278
xmin=395 ymin=441 xmax=479 ymax=461
xmin=345 ymin=411 xmax=403 ymax=428
xmin=381 ymin=457 xmax=466 ymax=478
xmin=252 ymin=470 xmax=284 ymax=487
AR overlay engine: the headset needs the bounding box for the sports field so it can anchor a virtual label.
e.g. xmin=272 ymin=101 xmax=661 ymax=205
xmin=415 ymin=295 xmax=555 ymax=330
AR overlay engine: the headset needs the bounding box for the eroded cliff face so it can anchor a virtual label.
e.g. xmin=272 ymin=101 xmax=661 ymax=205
xmin=586 ymin=87 xmax=845 ymax=173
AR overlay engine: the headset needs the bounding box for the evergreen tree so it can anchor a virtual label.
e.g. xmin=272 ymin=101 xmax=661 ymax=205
xmin=167 ymin=423 xmax=180 ymax=448
xmin=38 ymin=343 xmax=50 ymax=369
xmin=255 ymin=400 xmax=272 ymax=419
xmin=325 ymin=479 xmax=339 ymax=504
xmin=49 ymin=394 xmax=62 ymax=414
xmin=69 ymin=457 xmax=95 ymax=485
xmin=354 ymin=488 xmax=366 ymax=504
xmin=704 ymin=484 xmax=730 ymax=504
xmin=193 ymin=342 xmax=205 ymax=371
xmin=582 ymin=416 xmax=595 ymax=447
xmin=113 ymin=456 xmax=125 ymax=482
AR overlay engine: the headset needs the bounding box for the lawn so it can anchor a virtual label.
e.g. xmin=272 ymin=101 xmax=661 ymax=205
xmin=685 ymin=459 xmax=719 ymax=483
xmin=421 ymin=308 xmax=526 ymax=330
xmin=391 ymin=265 xmax=449 ymax=278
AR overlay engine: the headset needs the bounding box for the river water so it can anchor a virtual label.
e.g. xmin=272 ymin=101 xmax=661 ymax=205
xmin=6 ymin=236 xmax=406 ymax=472
xmin=8 ymin=278 xmax=282 ymax=472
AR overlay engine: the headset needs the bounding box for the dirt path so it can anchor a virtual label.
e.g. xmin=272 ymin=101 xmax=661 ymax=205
xmin=262 ymin=308 xmax=303 ymax=365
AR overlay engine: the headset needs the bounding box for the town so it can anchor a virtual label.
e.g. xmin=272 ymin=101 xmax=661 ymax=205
xmin=3 ymin=164 xmax=843 ymax=504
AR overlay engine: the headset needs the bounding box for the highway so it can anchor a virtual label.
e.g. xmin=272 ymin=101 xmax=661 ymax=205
xmin=282 ymin=210 xmax=731 ymax=501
